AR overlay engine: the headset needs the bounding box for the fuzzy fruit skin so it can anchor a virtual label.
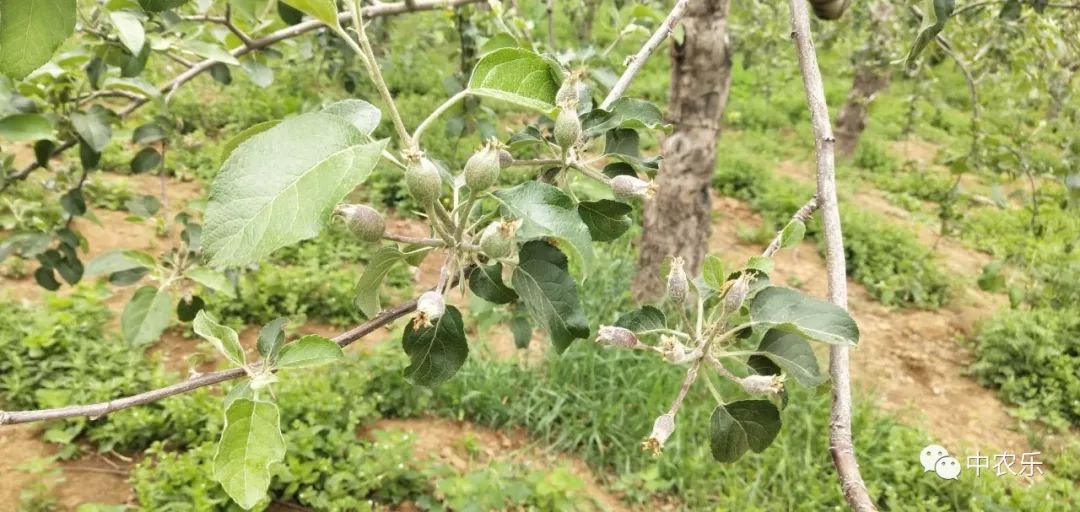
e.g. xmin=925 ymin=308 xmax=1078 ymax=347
xmin=406 ymin=157 xmax=442 ymax=205
xmin=611 ymin=175 xmax=651 ymax=200
xmin=336 ymin=204 xmax=385 ymax=242
xmin=555 ymin=81 xmax=579 ymax=109
xmin=479 ymin=220 xmax=516 ymax=259
xmin=666 ymin=257 xmax=689 ymax=304
xmin=464 ymin=146 xmax=501 ymax=192
xmin=596 ymin=325 xmax=639 ymax=348
xmin=554 ymin=108 xmax=582 ymax=150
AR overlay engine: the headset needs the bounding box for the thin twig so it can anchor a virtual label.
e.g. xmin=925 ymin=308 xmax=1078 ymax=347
xmin=761 ymin=196 xmax=818 ymax=258
xmin=787 ymin=0 xmax=875 ymax=510
xmin=412 ymin=90 xmax=468 ymax=144
xmin=600 ymin=0 xmax=690 ymax=109
xmin=345 ymin=0 xmax=413 ymax=148
xmin=382 ymin=232 xmax=445 ymax=246
xmin=0 ymin=270 xmax=471 ymax=427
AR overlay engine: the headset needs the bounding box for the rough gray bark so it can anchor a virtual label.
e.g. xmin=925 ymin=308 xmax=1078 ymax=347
xmin=835 ymin=65 xmax=891 ymax=156
xmin=835 ymin=1 xmax=893 ymax=157
xmin=633 ymin=0 xmax=732 ymax=300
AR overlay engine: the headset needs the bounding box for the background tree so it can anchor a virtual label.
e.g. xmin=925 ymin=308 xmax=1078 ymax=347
xmin=834 ymin=0 xmax=895 ymax=156
xmin=633 ymin=0 xmax=733 ymax=298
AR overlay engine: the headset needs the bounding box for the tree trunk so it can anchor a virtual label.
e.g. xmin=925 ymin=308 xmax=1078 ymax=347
xmin=834 ymin=0 xmax=893 ymax=157
xmin=834 ymin=64 xmax=891 ymax=156
xmin=632 ymin=0 xmax=732 ymax=300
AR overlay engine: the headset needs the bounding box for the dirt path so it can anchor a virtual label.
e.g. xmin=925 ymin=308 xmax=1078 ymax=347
xmin=0 ymin=425 xmax=133 ymax=511
xmin=366 ymin=418 xmax=640 ymax=512
xmin=709 ymin=194 xmax=1027 ymax=453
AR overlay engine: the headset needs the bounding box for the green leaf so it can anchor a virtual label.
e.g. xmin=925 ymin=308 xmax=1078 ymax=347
xmin=219 ymin=120 xmax=280 ymax=164
xmin=354 ymin=246 xmax=406 ymax=318
xmin=130 ymin=147 xmax=161 ymax=173
xmin=193 ymin=310 xmax=246 ymax=367
xmin=746 ymin=256 xmax=773 ymax=275
xmin=274 ymin=335 xmax=343 ymax=370
xmin=468 ymin=48 xmax=562 ymax=113
xmin=578 ymin=200 xmax=632 ymax=242
xmin=256 ymin=318 xmax=287 ymax=363
xmin=85 ymin=250 xmax=149 ymax=277
xmin=121 ymin=285 xmax=172 ymax=346
xmin=202 ymin=112 xmax=387 ymax=267
xmin=512 ymin=246 xmax=589 ymax=353
xmin=223 ymin=381 xmax=253 ymax=409
xmin=60 ymin=189 xmax=87 ymax=216
xmin=0 ymin=0 xmax=77 ymax=80
xmin=998 ymin=0 xmax=1021 ymax=19
xmin=709 ymin=400 xmax=782 ymax=463
xmin=125 ymin=195 xmax=160 ymax=217
xmin=614 ymin=305 xmax=666 ymax=333
xmin=780 ymin=220 xmax=806 ymax=249
xmin=109 ymin=11 xmax=145 ymax=55
xmin=176 ymin=295 xmax=205 ymax=322
xmin=752 ymin=329 xmax=826 ymax=387
xmin=34 ymin=267 xmax=61 ymax=291
xmin=702 ymin=255 xmax=727 ymax=290
xmin=321 ymin=99 xmax=380 ymax=135
xmin=749 ymin=286 xmax=859 ymax=346
xmin=183 ymin=40 xmax=239 ymax=66
xmin=281 ymin=0 xmax=340 ymax=28
xmin=239 ymin=57 xmax=273 ymax=88
xmin=101 ymin=77 xmax=161 ymax=101
xmin=509 ymin=314 xmax=532 ymax=349
xmin=493 ymin=181 xmax=594 ymax=272
xmin=468 ymin=263 xmax=518 ymax=304
xmin=603 ymin=128 xmax=661 ymax=176
xmin=213 ymin=399 xmax=285 ymax=510
xmin=122 ymin=249 xmax=157 ymax=268
xmin=903 ymin=0 xmax=955 ymax=67
xmin=139 ymin=0 xmax=190 ymax=12
xmin=0 ymin=114 xmax=52 ymax=141
xmin=402 ymin=305 xmax=468 ymax=386
xmin=185 ymin=266 xmax=235 ymax=297
xmin=132 ymin=123 xmax=166 ymax=144
xmin=71 ymin=112 xmax=111 ymax=152
xmin=580 ymin=98 xmax=670 ymax=137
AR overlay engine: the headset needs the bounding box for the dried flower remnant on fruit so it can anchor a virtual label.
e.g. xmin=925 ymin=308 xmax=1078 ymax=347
xmin=556 ymin=69 xmax=586 ymax=109
xmin=554 ymin=107 xmax=582 ymax=150
xmin=659 ymin=334 xmax=694 ymax=364
xmin=641 ymin=413 xmax=676 ymax=456
xmin=404 ymin=153 xmax=442 ymax=205
xmin=739 ymin=374 xmax=785 ymax=395
xmin=464 ymin=141 xmax=502 ymax=192
xmin=480 ymin=219 xmax=520 ymax=259
xmin=610 ymin=174 xmax=655 ymax=200
xmin=596 ymin=325 xmax=640 ymax=349
xmin=414 ymin=291 xmax=446 ymax=328
xmin=666 ymin=257 xmax=689 ymax=304
xmin=333 ymin=204 xmax=385 ymax=242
